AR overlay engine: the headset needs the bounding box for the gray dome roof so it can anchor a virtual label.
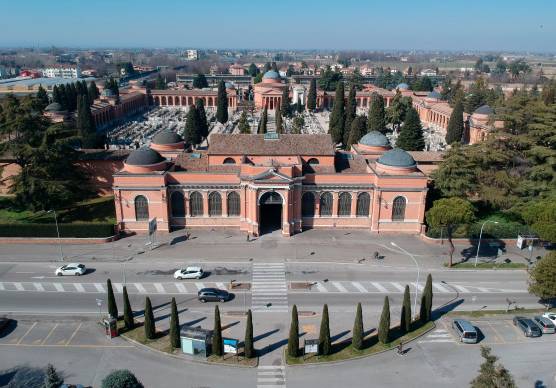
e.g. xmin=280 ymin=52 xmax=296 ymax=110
xmin=397 ymin=83 xmax=409 ymax=90
xmin=101 ymin=88 xmax=115 ymax=97
xmin=263 ymin=70 xmax=280 ymax=80
xmin=152 ymin=130 xmax=183 ymax=145
xmin=359 ymin=131 xmax=389 ymax=147
xmin=45 ymin=102 xmax=63 ymax=112
xmin=125 ymin=147 xmax=165 ymax=166
xmin=427 ymin=91 xmax=441 ymax=99
xmin=377 ymin=148 xmax=416 ymax=168
xmin=474 ymin=105 xmax=494 ymax=115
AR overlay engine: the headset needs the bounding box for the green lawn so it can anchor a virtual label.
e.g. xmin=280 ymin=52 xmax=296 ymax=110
xmin=448 ymin=308 xmax=555 ymax=318
xmin=286 ymin=321 xmax=435 ymax=365
xmin=446 ymin=262 xmax=528 ymax=270
xmin=0 ymin=196 xmax=116 ymax=224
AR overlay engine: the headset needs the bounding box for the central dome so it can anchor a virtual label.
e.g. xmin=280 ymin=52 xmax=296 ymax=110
xmin=359 ymin=131 xmax=389 ymax=147
xmin=263 ymin=70 xmax=280 ymax=80
xmin=397 ymin=83 xmax=409 ymax=91
xmin=474 ymin=105 xmax=494 ymax=115
xmin=125 ymin=147 xmax=165 ymax=166
xmin=152 ymin=130 xmax=183 ymax=145
xmin=377 ymin=148 xmax=416 ymax=168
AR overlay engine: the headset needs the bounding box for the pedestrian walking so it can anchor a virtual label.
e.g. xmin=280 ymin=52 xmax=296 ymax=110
xmin=397 ymin=341 xmax=404 ymax=355
xmin=246 ymin=233 xmax=250 ymax=242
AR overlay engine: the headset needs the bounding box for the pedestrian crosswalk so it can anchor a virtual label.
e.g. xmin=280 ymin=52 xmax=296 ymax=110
xmin=300 ymin=281 xmax=525 ymax=294
xmin=251 ymin=262 xmax=288 ymax=313
xmin=257 ymin=365 xmax=286 ymax=388
xmin=418 ymin=328 xmax=453 ymax=344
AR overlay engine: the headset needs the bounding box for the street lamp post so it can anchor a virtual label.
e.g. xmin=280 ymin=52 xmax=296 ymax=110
xmin=474 ymin=221 xmax=499 ymax=267
xmin=47 ymin=210 xmax=64 ymax=262
xmin=391 ymin=242 xmax=420 ymax=321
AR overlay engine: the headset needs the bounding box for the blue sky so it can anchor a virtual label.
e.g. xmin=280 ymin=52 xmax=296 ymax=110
xmin=1 ymin=0 xmax=555 ymax=52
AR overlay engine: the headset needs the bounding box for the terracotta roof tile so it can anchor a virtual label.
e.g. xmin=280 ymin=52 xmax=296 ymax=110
xmin=208 ymin=134 xmax=335 ymax=156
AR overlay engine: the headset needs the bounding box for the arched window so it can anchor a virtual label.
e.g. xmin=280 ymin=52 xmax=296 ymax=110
xmin=319 ymin=192 xmax=333 ymax=217
xmin=392 ymin=196 xmax=406 ymax=221
xmin=338 ymin=192 xmax=352 ymax=217
xmin=307 ymin=158 xmax=319 ymax=165
xmin=189 ymin=191 xmax=203 ymax=217
xmin=170 ymin=191 xmax=185 ymax=217
xmin=208 ymin=192 xmax=222 ymax=216
xmin=227 ymin=192 xmax=240 ymax=216
xmin=301 ymin=192 xmax=315 ymax=217
xmin=223 ymin=157 xmax=236 ymax=164
xmin=134 ymin=195 xmax=149 ymax=221
xmin=356 ymin=192 xmax=370 ymax=217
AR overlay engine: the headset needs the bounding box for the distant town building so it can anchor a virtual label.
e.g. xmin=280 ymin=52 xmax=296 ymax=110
xmin=420 ymin=68 xmax=437 ymax=76
xmin=185 ymin=49 xmax=198 ymax=60
xmin=42 ymin=65 xmax=81 ymax=79
xmin=229 ymin=64 xmax=245 ymax=76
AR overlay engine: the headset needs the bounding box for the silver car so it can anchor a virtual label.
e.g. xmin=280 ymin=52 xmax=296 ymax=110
xmin=533 ymin=316 xmax=555 ymax=334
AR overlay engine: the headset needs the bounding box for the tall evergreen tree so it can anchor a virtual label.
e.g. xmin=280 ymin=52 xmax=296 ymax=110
xmin=65 ymin=83 xmax=77 ymax=111
xmin=271 ymin=62 xmax=278 ymax=72
xmin=169 ymin=297 xmax=180 ymax=349
xmin=328 ymin=81 xmax=345 ymax=144
xmin=396 ymin=107 xmax=425 ymax=151
xmin=378 ymin=296 xmax=391 ymax=344
xmin=352 ymin=302 xmax=364 ymax=350
xmin=400 ymin=285 xmax=412 ymax=334
xmin=238 ymin=111 xmax=250 ymax=134
xmin=244 ymin=309 xmax=254 ymax=358
xmin=296 ymin=97 xmax=303 ymax=114
xmin=44 ymin=363 xmax=63 ymax=388
xmin=36 ymin=85 xmax=49 ymax=110
xmin=77 ymin=95 xmax=96 ymax=147
xmin=445 ymin=98 xmax=465 ymax=144
xmin=263 ymin=62 xmax=271 ymax=73
xmin=88 ymin=80 xmax=100 ymax=102
xmin=420 ymin=274 xmax=433 ymax=323
xmin=216 ymin=80 xmax=228 ymax=124
xmin=144 ymin=297 xmax=156 ymax=340
xmin=275 ymin=104 xmax=283 ymax=134
xmin=193 ymin=73 xmax=208 ymax=89
xmin=123 ymin=286 xmax=134 ymax=330
xmin=107 ymin=279 xmax=118 ymax=319
xmin=57 ymin=84 xmax=67 ymax=110
xmin=470 ymin=346 xmax=516 ymax=388
xmin=344 ymin=84 xmax=357 ymax=145
xmin=287 ymin=305 xmax=299 ymax=357
xmin=155 ymin=74 xmax=166 ymax=90
xmin=307 ymin=78 xmax=317 ymax=111
xmin=52 ymin=85 xmax=61 ymax=106
xmin=281 ymin=87 xmax=290 ymax=117
xmin=347 ymin=115 xmax=367 ymax=148
xmin=368 ymin=93 xmax=387 ymax=133
xmin=212 ymin=305 xmax=223 ymax=356
xmin=257 ymin=107 xmax=267 ymax=134
xmin=248 ymin=63 xmax=258 ymax=77
xmin=318 ymin=304 xmax=331 ymax=356
xmin=195 ymin=99 xmax=209 ymax=139
xmin=184 ymin=105 xmax=201 ymax=145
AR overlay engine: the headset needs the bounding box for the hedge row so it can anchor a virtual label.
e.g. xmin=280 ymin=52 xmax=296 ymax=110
xmin=0 ymin=223 xmax=115 ymax=238
xmin=426 ymin=221 xmax=533 ymax=240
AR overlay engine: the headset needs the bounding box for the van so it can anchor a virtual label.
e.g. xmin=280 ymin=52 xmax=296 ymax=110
xmin=452 ymin=319 xmax=478 ymax=343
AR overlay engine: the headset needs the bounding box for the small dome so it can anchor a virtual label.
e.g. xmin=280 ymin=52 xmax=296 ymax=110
xmin=101 ymin=88 xmax=115 ymax=97
xmin=397 ymin=83 xmax=409 ymax=90
xmin=263 ymin=70 xmax=280 ymax=80
xmin=45 ymin=102 xmax=63 ymax=112
xmin=152 ymin=130 xmax=183 ymax=145
xmin=427 ymin=91 xmax=441 ymax=99
xmin=125 ymin=147 xmax=165 ymax=166
xmin=474 ymin=105 xmax=494 ymax=115
xmin=359 ymin=131 xmax=389 ymax=147
xmin=377 ymin=148 xmax=416 ymax=168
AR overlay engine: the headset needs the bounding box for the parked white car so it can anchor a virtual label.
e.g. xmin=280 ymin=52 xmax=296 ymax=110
xmin=173 ymin=266 xmax=204 ymax=280
xmin=542 ymin=312 xmax=556 ymax=326
xmin=55 ymin=263 xmax=86 ymax=276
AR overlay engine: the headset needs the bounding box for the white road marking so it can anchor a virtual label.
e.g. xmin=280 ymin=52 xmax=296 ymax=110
xmin=432 ymin=282 xmax=450 ymax=293
xmin=453 ymin=285 xmax=470 ymax=293
xmin=390 ymin=282 xmax=406 ymax=292
xmin=195 ymin=282 xmax=205 ymax=290
xmin=134 ymin=283 xmax=146 ymax=293
xmin=53 ymin=283 xmax=64 ymax=292
xmin=174 ymin=283 xmax=187 ymax=293
xmin=352 ymin=282 xmax=368 ymax=293
xmin=216 ymin=282 xmax=225 ymax=290
xmin=33 ymin=283 xmax=44 ymax=292
xmin=370 ymin=282 xmax=388 ymax=293
xmin=332 ymin=282 xmax=348 ymax=292
xmin=154 ymin=283 xmax=165 ymax=293
xmin=94 ymin=283 xmax=105 ymax=293
xmin=14 ymin=282 xmax=24 ymax=291
xmin=74 ymin=283 xmax=85 ymax=293
xmin=315 ymin=282 xmax=328 ymax=292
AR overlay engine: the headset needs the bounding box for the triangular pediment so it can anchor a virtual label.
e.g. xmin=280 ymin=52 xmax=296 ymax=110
xmin=251 ymin=168 xmax=293 ymax=183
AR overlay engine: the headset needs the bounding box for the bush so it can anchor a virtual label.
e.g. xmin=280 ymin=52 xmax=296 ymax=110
xmin=0 ymin=223 xmax=115 ymax=238
xmin=101 ymin=369 xmax=143 ymax=388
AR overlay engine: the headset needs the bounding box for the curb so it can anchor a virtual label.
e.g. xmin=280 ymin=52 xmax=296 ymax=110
xmin=285 ymin=321 xmax=436 ymax=367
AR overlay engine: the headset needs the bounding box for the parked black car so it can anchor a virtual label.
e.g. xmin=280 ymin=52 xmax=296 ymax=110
xmin=197 ymin=288 xmax=230 ymax=303
xmin=513 ymin=316 xmax=542 ymax=337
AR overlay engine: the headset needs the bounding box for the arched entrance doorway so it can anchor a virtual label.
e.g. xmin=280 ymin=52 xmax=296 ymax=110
xmin=259 ymin=191 xmax=283 ymax=234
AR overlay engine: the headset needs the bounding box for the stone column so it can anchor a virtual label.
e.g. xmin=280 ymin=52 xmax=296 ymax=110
xmin=332 ymin=192 xmax=339 ymax=218
xmin=351 ymin=192 xmax=358 ymax=217
xmin=222 ymin=191 xmax=228 ymax=217
xmin=202 ymin=191 xmax=209 ymax=217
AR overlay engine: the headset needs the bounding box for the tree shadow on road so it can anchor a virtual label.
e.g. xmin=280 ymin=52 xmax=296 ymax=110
xmin=253 ymin=328 xmax=279 ymax=343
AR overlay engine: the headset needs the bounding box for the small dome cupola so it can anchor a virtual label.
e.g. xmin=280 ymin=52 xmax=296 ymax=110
xmin=359 ymin=131 xmax=389 ymax=147
xmin=123 ymin=147 xmax=167 ymax=173
xmin=150 ymin=130 xmax=185 ymax=153
xmin=262 ymin=70 xmax=280 ymax=81
xmin=375 ymin=148 xmax=417 ymax=174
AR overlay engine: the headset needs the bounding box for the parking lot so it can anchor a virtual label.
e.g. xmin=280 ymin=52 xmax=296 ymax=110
xmin=0 ymin=319 xmax=133 ymax=348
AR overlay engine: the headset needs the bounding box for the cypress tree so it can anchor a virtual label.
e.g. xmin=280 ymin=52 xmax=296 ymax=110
xmin=420 ymin=274 xmax=433 ymax=323
xmin=195 ymin=99 xmax=209 ymax=139
xmin=378 ymin=296 xmax=391 ymax=344
xmin=271 ymin=62 xmax=278 ymax=72
xmin=257 ymin=107 xmax=267 ymax=134
xmin=144 ymin=297 xmax=155 ymax=340
xmin=193 ymin=73 xmax=208 ymax=89
xmin=400 ymin=285 xmax=412 ymax=334
xmin=396 ymin=107 xmax=425 ymax=151
xmin=216 ymin=80 xmax=228 ymax=124
xmin=57 ymin=84 xmax=67 ymax=110
xmin=318 ymin=304 xmax=331 ymax=356
xmin=275 ymin=104 xmax=283 ymax=134
xmin=52 ymin=85 xmax=61 ymax=105
xmin=123 ymin=286 xmax=134 ymax=330
xmin=263 ymin=62 xmax=271 ymax=73
xmin=347 ymin=115 xmax=367 ymax=148
xmin=212 ymin=305 xmax=223 ymax=356
xmin=88 ymin=80 xmax=100 ymax=102
xmin=184 ymin=105 xmax=201 ymax=145
xmin=344 ymin=84 xmax=356 ymax=145
xmin=238 ymin=111 xmax=250 ymax=134
xmin=244 ymin=309 xmax=254 ymax=358
xmin=44 ymin=363 xmax=63 ymax=388
xmin=328 ymin=82 xmax=345 ymax=144
xmin=296 ymin=97 xmax=303 ymax=114
xmin=445 ymin=98 xmax=464 ymax=144
xmin=169 ymin=297 xmax=180 ymax=349
xmin=368 ymin=93 xmax=387 ymax=133
xmin=287 ymin=305 xmax=299 ymax=357
xmin=352 ymin=302 xmax=364 ymax=350
xmin=36 ymin=85 xmax=49 ymax=110
xmin=107 ymin=279 xmax=118 ymax=319
xmin=280 ymin=87 xmax=290 ymax=117
xmin=307 ymin=78 xmax=317 ymax=111
xmin=248 ymin=63 xmax=258 ymax=77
